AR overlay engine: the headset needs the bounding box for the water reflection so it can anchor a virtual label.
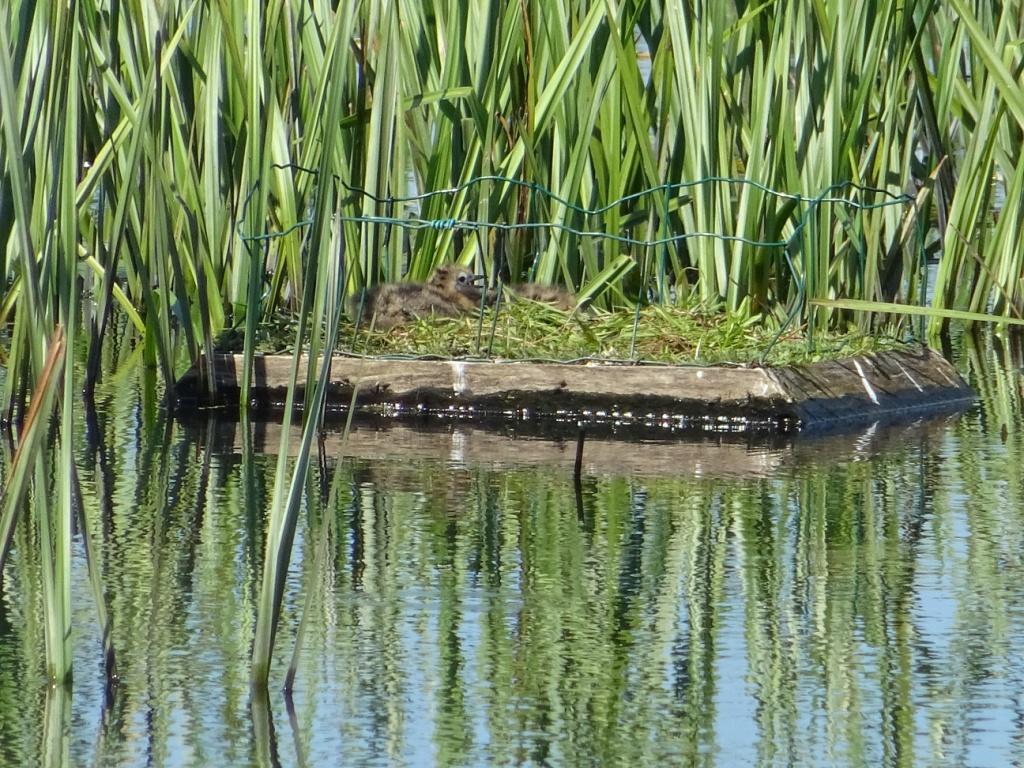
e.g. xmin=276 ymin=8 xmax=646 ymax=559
xmin=1 ymin=332 xmax=1023 ymax=766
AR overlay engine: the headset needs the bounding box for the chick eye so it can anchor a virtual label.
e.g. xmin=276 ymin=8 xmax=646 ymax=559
xmin=457 ymin=274 xmax=467 ymax=283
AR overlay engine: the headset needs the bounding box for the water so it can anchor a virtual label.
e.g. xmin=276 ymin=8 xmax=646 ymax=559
xmin=1 ymin=332 xmax=1023 ymax=767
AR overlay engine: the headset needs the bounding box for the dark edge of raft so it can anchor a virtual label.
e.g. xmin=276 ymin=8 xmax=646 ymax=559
xmin=175 ymin=346 xmax=975 ymax=434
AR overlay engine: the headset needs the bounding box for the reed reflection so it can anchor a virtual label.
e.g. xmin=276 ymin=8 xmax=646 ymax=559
xmin=1 ymin=338 xmax=1023 ymax=766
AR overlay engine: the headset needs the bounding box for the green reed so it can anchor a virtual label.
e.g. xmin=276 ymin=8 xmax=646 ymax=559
xmin=5 ymin=0 xmax=1024 ymax=408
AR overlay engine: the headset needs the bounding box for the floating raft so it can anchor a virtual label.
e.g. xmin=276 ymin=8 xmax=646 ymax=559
xmin=176 ymin=346 xmax=975 ymax=433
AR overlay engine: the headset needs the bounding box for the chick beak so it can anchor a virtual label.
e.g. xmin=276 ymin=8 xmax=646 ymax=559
xmin=468 ymin=274 xmax=486 ymax=287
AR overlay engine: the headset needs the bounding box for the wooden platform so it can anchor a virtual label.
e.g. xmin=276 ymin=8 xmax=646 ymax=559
xmin=175 ymin=347 xmax=975 ymax=433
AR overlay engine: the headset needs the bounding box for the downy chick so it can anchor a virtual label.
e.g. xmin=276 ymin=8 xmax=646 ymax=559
xmin=349 ymin=263 xmax=485 ymax=330
xmin=507 ymin=283 xmax=577 ymax=311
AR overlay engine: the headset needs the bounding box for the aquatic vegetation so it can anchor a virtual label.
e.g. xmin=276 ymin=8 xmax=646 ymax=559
xmin=339 ymin=302 xmax=908 ymax=366
xmin=1 ymin=1 xmax=1022 ymax=401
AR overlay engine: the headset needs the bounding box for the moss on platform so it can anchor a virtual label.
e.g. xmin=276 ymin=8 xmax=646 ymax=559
xmin=223 ymin=302 xmax=909 ymax=366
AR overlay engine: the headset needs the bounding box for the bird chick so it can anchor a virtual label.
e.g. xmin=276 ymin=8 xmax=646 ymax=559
xmin=349 ymin=263 xmax=485 ymax=330
xmin=507 ymin=283 xmax=577 ymax=311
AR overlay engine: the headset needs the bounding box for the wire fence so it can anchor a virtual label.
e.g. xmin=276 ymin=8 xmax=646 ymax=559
xmin=239 ymin=170 xmax=921 ymax=365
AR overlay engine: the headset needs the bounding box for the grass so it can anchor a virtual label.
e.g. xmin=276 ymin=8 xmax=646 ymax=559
xmin=227 ymin=298 xmax=909 ymax=367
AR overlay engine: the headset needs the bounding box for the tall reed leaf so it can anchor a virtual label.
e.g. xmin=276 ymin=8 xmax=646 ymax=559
xmin=251 ymin=0 xmax=359 ymax=687
xmin=0 ymin=326 xmax=65 ymax=573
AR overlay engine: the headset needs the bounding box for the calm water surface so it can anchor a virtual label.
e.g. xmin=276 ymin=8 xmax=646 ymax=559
xmin=1 ymin=334 xmax=1023 ymax=767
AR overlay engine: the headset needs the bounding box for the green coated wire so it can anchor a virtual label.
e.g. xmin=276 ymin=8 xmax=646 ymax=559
xmin=237 ymin=170 xmax=913 ymax=246
xmin=233 ymin=172 xmax=914 ymax=365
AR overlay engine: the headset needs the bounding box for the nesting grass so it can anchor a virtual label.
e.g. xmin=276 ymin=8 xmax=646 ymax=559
xmin=235 ymin=298 xmax=909 ymax=367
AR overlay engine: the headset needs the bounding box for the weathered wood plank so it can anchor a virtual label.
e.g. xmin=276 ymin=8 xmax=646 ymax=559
xmin=175 ymin=346 xmax=975 ymax=433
